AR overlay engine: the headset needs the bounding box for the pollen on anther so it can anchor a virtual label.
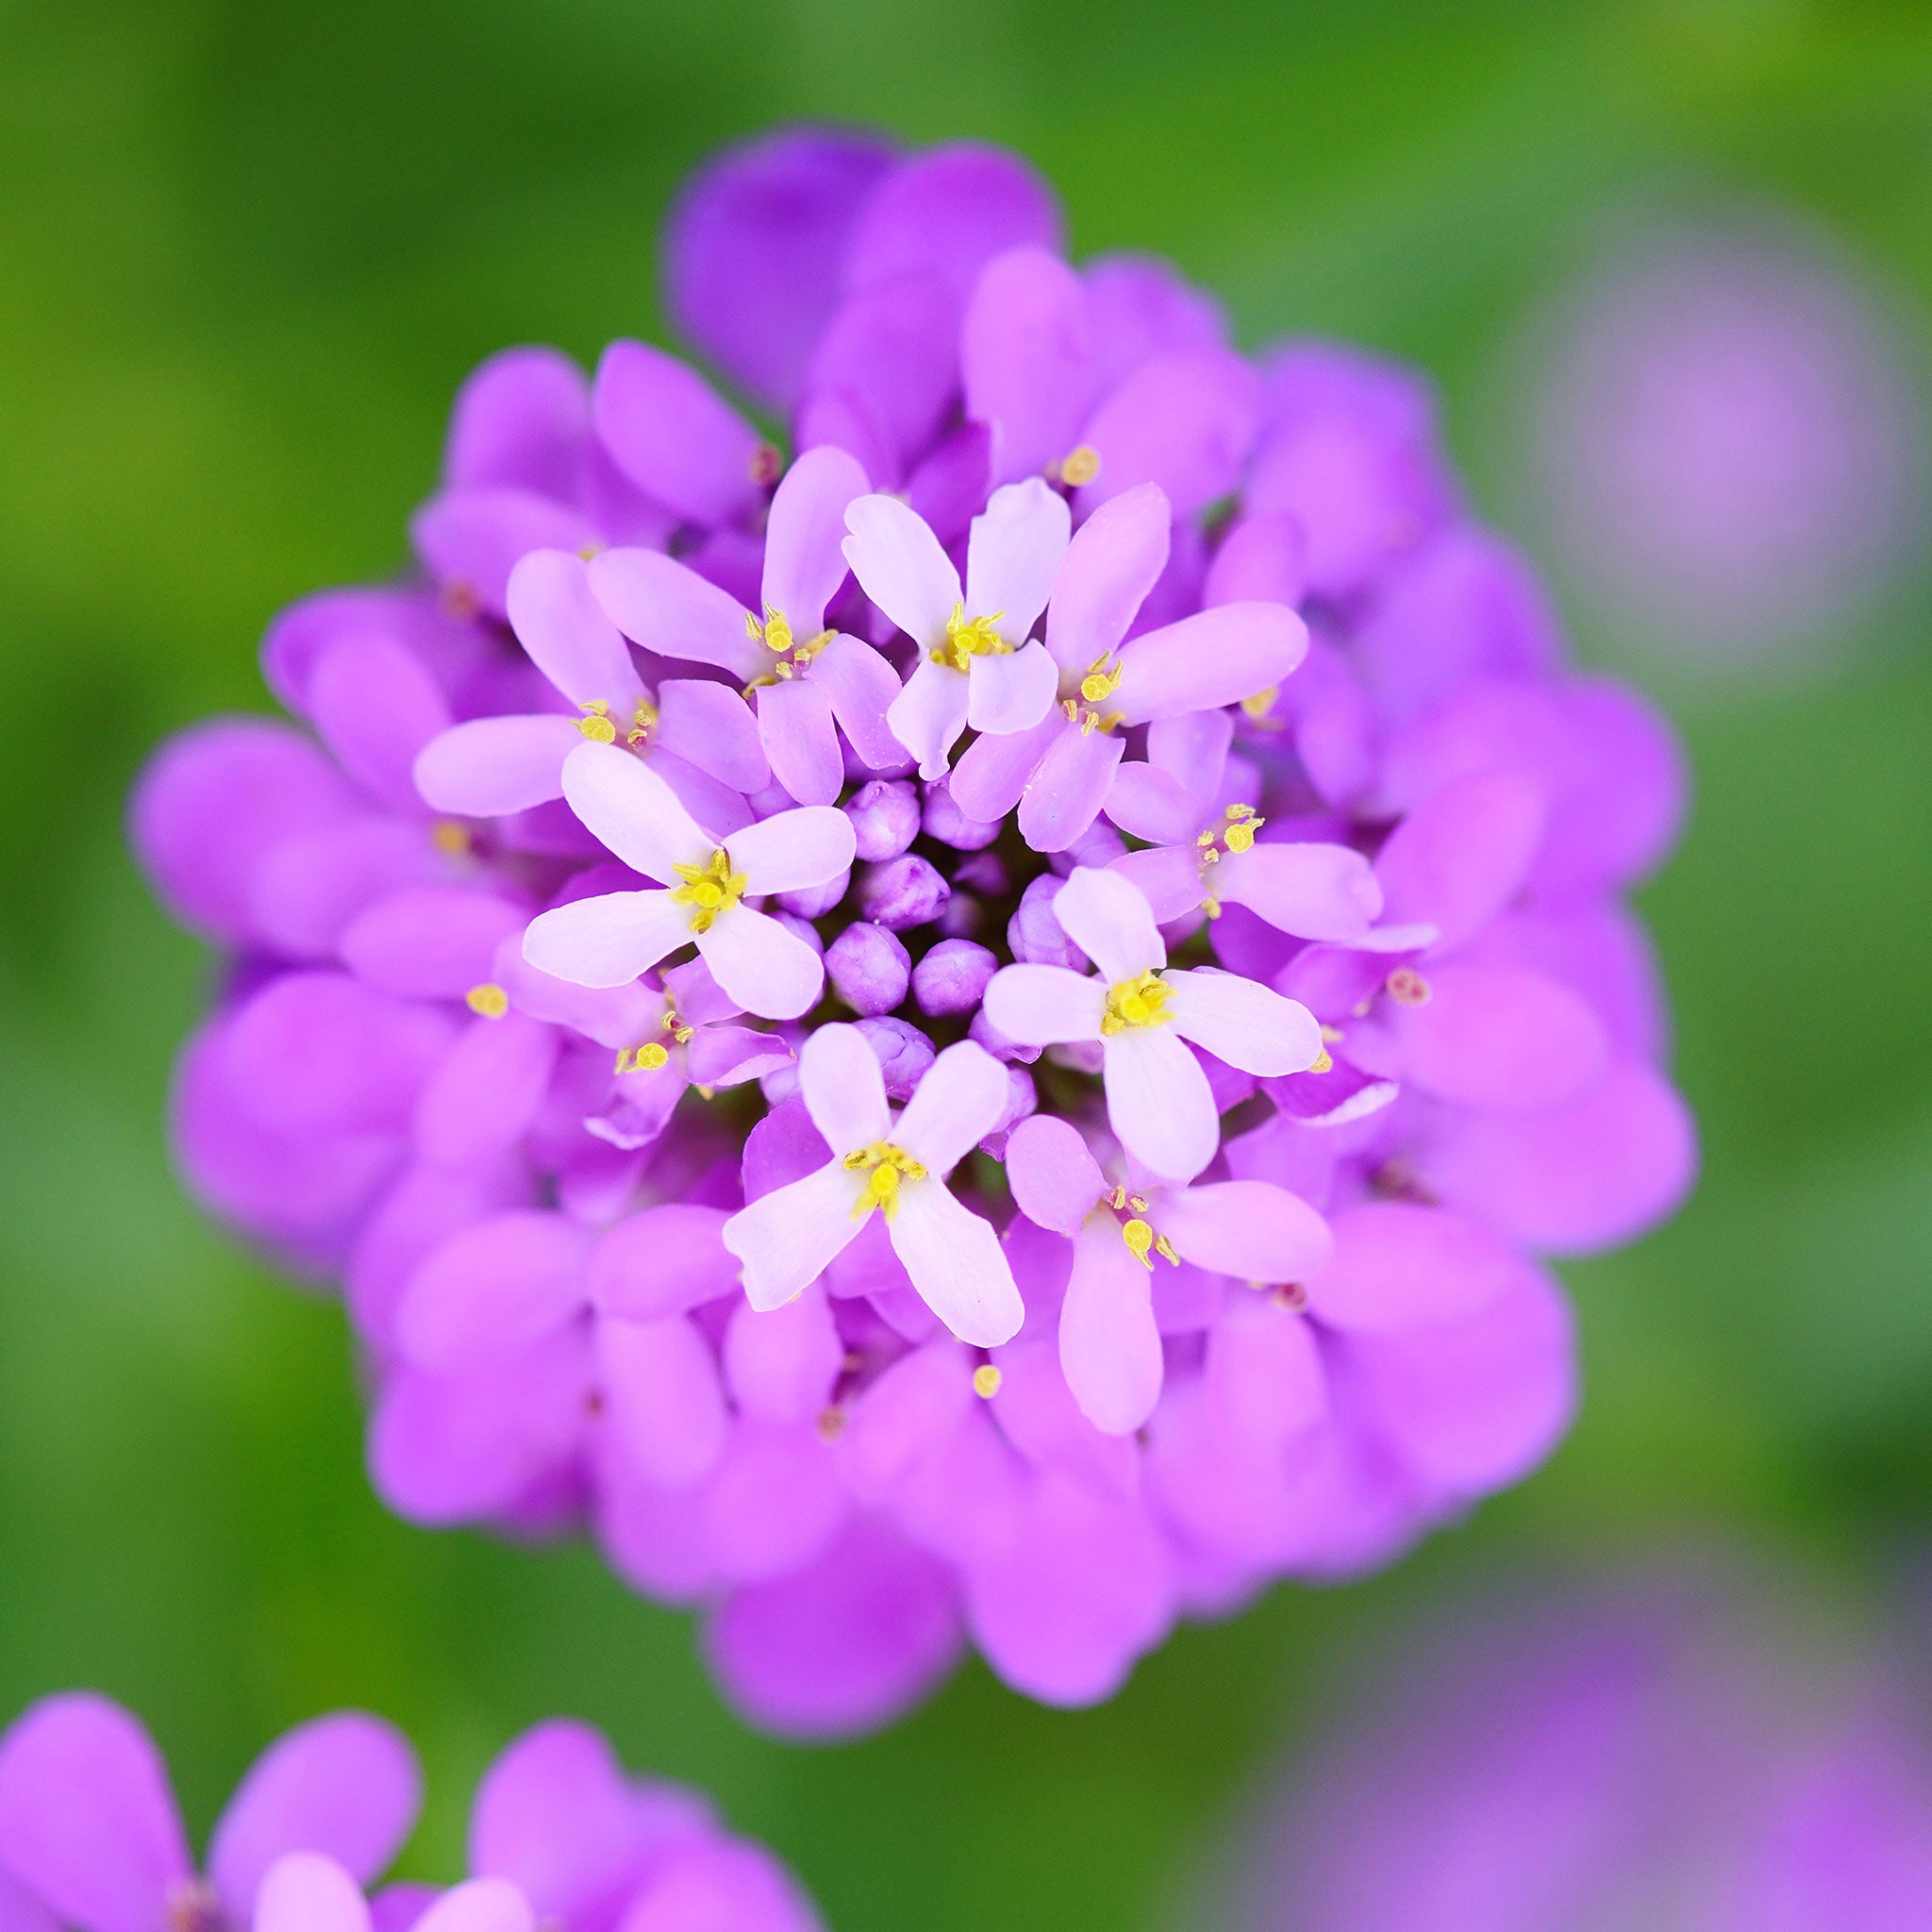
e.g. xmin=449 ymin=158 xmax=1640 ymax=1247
xmin=1386 ymin=967 xmax=1432 ymax=1007
xmin=815 ymin=1405 xmax=847 ymax=1441
xmin=1058 ymin=443 xmax=1101 ymax=487
xmin=466 ymin=982 xmax=509 ymax=1019
xmin=972 ymin=1364 xmax=1003 ymax=1399
xmin=431 ymin=819 xmax=471 ymax=858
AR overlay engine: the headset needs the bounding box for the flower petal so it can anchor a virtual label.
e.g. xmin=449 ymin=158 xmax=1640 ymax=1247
xmin=1164 ymin=966 xmax=1322 ymax=1075
xmin=1004 ymin=1115 xmax=1107 ymax=1235
xmin=885 ymin=655 xmax=971 ymax=780
xmin=1145 ymin=708 xmax=1234 ymax=802
xmin=726 ymin=804 xmax=856 ymax=895
xmin=1017 ymin=722 xmax=1124 ymax=854
xmin=724 ymin=1158 xmax=867 ymax=1310
xmin=587 ymin=547 xmax=760 ymax=682
xmin=1373 ymin=768 xmax=1546 ymax=950
xmin=504 ymin=549 xmax=642 ymax=709
xmin=1302 ymin=1202 xmax=1519 ymax=1333
xmin=964 ymin=639 xmax=1058 ymax=735
xmin=251 ymin=1854 xmax=371 ymax=1932
xmin=441 ymin=345 xmax=589 ymax=496
xmin=1072 ymin=347 xmax=1261 ymax=519
xmin=1044 ymin=481 xmax=1172 ymax=676
xmin=841 ymin=492 xmax=959 ymax=646
xmin=596 ymin=1312 xmax=728 ymax=1491
xmin=762 ymin=444 xmax=868 ymax=628
xmin=591 ymin=339 xmax=761 ymax=527
xmin=981 ymin=963 xmax=1107 ymax=1046
xmin=558 ymin=741 xmax=709 ymax=876
xmin=798 ymin=1022 xmax=891 ymax=1154
xmin=1205 ymin=1296 xmax=1325 ymax=1453
xmin=586 ymin=1205 xmax=740 ymax=1319
xmin=964 ymin=476 xmax=1071 ymax=645
xmin=394 ymin=1211 xmax=591 ymax=1373
xmin=962 ymin=245 xmax=1097 ymax=487
xmin=341 ymin=888 xmax=529 ymax=1002
xmin=410 ymin=488 xmax=595 ymax=618
xmin=1155 ymin=1179 xmax=1331 ymax=1283
xmin=1390 ymin=963 xmax=1610 ymax=1111
xmin=1059 ymin=1219 xmax=1163 ymax=1434
xmin=1051 ymin=866 xmax=1165 ymax=983
xmin=807 ymin=633 xmax=906 ymax=771
xmin=757 ymin=678 xmax=843 ymax=806
xmin=695 ymin=907 xmax=825 ymax=1020
xmin=521 ymin=891 xmax=688 ymax=989
xmin=888 ymin=1182 xmax=1024 ymax=1347
xmin=804 ymin=273 xmax=960 ymax=475
xmin=1106 ymin=845 xmax=1205 ymax=924
xmin=411 ymin=715 xmax=582 ymax=818
xmin=408 ymin=1880 xmax=530 ymax=1932
xmin=307 ymin=634 xmax=454 ymax=814
xmin=892 ymin=1039 xmax=1009 ymax=1175
xmin=1214 ymin=841 xmax=1383 ymax=942
xmin=654 ymin=679 xmax=770 ymax=795
xmin=723 ymin=1284 xmax=842 ymax=1425
xmin=1113 ymin=602 xmax=1308 ymax=725
xmin=949 ymin=710 xmax=1063 ymax=823
xmin=1101 ymin=1024 xmax=1219 ymax=1181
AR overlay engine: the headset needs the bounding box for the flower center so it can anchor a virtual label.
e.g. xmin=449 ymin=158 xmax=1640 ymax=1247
xmin=165 ymin=1882 xmax=223 ymax=1932
xmin=1100 ymin=1186 xmax=1179 ymax=1270
xmin=576 ymin=697 xmax=658 ymax=746
xmin=843 ymin=1141 xmax=929 ymax=1222
xmin=933 ymin=601 xmax=1009 ymax=672
xmin=670 ymin=849 xmax=748 ymax=933
xmin=744 ymin=605 xmax=835 ymax=687
xmin=1062 ymin=653 xmax=1124 ymax=735
xmin=1101 ymin=970 xmax=1172 ymax=1035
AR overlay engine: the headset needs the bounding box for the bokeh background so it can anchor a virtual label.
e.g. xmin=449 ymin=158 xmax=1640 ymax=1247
xmin=3 ymin=2 xmax=1931 ymax=1925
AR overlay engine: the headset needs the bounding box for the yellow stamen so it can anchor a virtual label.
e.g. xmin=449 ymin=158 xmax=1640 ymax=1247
xmin=670 ymin=848 xmax=748 ymax=934
xmin=1240 ymin=685 xmax=1279 ymax=724
xmin=615 ymin=1041 xmax=671 ymax=1074
xmin=747 ymin=604 xmax=794 ymax=656
xmin=1307 ymin=1047 xmax=1333 ymax=1074
xmin=431 ymin=819 xmax=471 ymax=858
xmin=1101 ymin=970 xmax=1173 ymax=1036
xmin=933 ymin=600 xmax=1010 ymax=672
xmin=663 ymin=1008 xmax=695 ymax=1044
xmin=972 ymin=1364 xmax=1003 ymax=1399
xmin=576 ymin=699 xmax=617 ymax=743
xmin=1058 ymin=443 xmax=1101 ymax=487
xmin=465 ymin=982 xmax=509 ymax=1019
xmin=1119 ymin=1214 xmax=1179 ymax=1270
xmin=625 ymin=698 xmax=658 ymax=747
xmin=1221 ymin=803 xmax=1263 ymax=853
xmin=842 ymin=1141 xmax=928 ymax=1224
xmin=1078 ymin=654 xmax=1124 ymax=705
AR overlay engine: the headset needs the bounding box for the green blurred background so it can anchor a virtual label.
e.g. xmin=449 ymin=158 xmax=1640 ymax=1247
xmin=3 ymin=2 xmax=1931 ymax=1925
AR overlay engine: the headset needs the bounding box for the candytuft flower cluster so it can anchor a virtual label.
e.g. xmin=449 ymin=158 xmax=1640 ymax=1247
xmin=0 ymin=1693 xmax=821 ymax=1932
xmin=132 ymin=125 xmax=1695 ymax=1732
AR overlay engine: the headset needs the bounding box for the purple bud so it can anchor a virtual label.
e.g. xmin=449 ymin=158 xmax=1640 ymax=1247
xmin=911 ymin=939 xmax=997 ymax=1017
xmin=979 ymin=1066 xmax=1039 ymax=1157
xmin=858 ymin=854 xmax=950 ymax=931
xmin=1048 ymin=820 xmax=1127 ymax=875
xmin=825 ymin=922 xmax=911 ymax=1016
xmin=936 ymin=893 xmax=984 ymax=939
xmin=969 ymin=1006 xmax=1041 ymax=1065
xmin=954 ymin=851 xmax=1009 ymax=897
xmin=843 ymin=778 xmax=921 ymax=861
xmin=776 ymin=866 xmax=850 ymax=918
xmin=1008 ymin=874 xmax=1090 ymax=971
xmin=854 ymin=1016 xmax=936 ymax=1100
xmin=922 ymin=775 xmax=1001 ymax=850
xmin=767 ymin=909 xmax=824 ymax=956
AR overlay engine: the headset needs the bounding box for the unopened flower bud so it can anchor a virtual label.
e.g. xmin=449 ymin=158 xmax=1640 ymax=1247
xmin=858 ymin=854 xmax=950 ymax=931
xmin=776 ymin=866 xmax=850 ymax=918
xmin=923 ymin=775 xmax=1001 ymax=850
xmin=1008 ymin=874 xmax=1090 ymax=971
xmin=844 ymin=778 xmax=921 ymax=861
xmin=825 ymin=922 xmax=911 ymax=1016
xmin=853 ymin=1016 xmax=936 ymax=1099
xmin=911 ymin=939 xmax=998 ymax=1017
xmin=979 ymin=1066 xmax=1039 ymax=1157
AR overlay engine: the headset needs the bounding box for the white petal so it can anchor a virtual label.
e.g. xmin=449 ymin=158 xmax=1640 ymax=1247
xmin=726 ymin=803 xmax=857 ymax=896
xmin=981 ymin=963 xmax=1107 ymax=1046
xmin=255 ymin=1855 xmax=372 ymax=1932
xmin=1102 ymin=1024 xmax=1218 ymax=1181
xmin=410 ymin=1882 xmax=529 ymax=1932
xmin=522 ymin=891 xmax=687 ymax=988
xmin=413 ymin=714 xmax=580 ymax=816
xmin=694 ymin=905 xmax=824 ymax=1019
xmin=1052 ymin=865 xmax=1166 ymax=983
xmin=1215 ymin=841 xmax=1382 ymax=942
xmin=1163 ymin=966 xmax=1323 ymax=1075
xmin=588 ymin=545 xmax=761 ymax=680
xmin=723 ymin=1159 xmax=866 ymax=1309
xmin=1156 ymin=1179 xmax=1333 ymax=1283
xmin=506 ymin=548 xmax=642 ymax=708
xmin=892 ymin=1039 xmax=1009 ymax=1175
xmin=964 ymin=476 xmax=1072 ymax=646
xmin=886 ymin=654 xmax=972 ymax=780
xmin=559 ymin=741 xmax=709 ymax=879
xmin=965 ymin=638 xmax=1058 ymax=735
xmin=842 ymin=492 xmax=959 ymax=646
xmin=1059 ymin=1220 xmax=1163 ymax=1435
xmin=887 ymin=1181 xmax=1024 ymax=1347
xmin=798 ymin=1021 xmax=890 ymax=1155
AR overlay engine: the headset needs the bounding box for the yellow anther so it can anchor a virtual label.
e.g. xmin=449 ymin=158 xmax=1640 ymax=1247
xmin=1126 ymin=1193 xmax=1150 ymax=1212
xmin=842 ymin=1141 xmax=928 ymax=1224
xmin=1058 ymin=443 xmax=1101 ymax=487
xmin=1221 ymin=803 xmax=1263 ymax=853
xmin=662 ymin=1009 xmax=695 ymax=1044
xmin=431 ymin=819 xmax=471 ymax=858
xmin=615 ymin=1041 xmax=671 ymax=1074
xmin=749 ymin=441 xmax=784 ymax=488
xmin=1240 ymin=685 xmax=1279 ymax=724
xmin=576 ymin=700 xmax=617 ymax=743
xmin=934 ymin=601 xmax=1010 ymax=672
xmin=670 ymin=848 xmax=748 ymax=934
xmin=1308 ymin=1047 xmax=1333 ymax=1074
xmin=1078 ymin=655 xmax=1124 ymax=705
xmin=625 ymin=699 xmax=658 ymax=747
xmin=1386 ymin=967 xmax=1432 ymax=1008
xmin=1203 ymin=894 xmax=1223 ymax=919
xmin=748 ymin=604 xmax=795 ymax=656
xmin=1101 ymin=970 xmax=1173 ymax=1036
xmin=465 ymin=982 xmax=509 ymax=1019
xmin=1320 ymin=1024 xmax=1344 ymax=1042
xmin=1119 ymin=1217 xmax=1177 ymax=1270
xmin=972 ymin=1364 xmax=1003 ymax=1399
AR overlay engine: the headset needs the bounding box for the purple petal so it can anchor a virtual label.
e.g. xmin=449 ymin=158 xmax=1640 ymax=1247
xmin=260 ymin=589 xmax=480 ymax=718
xmin=1072 ymin=349 xmax=1261 ymax=520
xmin=722 ymin=1285 xmax=841 ymax=1424
xmin=698 ymin=1422 xmax=846 ymax=1584
xmin=408 ymin=1882 xmax=528 ymax=1932
xmin=209 ymin=1716 xmax=421 ymax=1917
xmin=1017 ymin=722 xmax=1123 ymax=854
xmin=904 ymin=423 xmax=993 ymax=547
xmin=596 ymin=1312 xmax=728 ymax=1491
xmin=1214 ymin=841 xmax=1382 ymax=942
xmin=1059 ymin=1220 xmax=1164 ymax=1434
xmin=1005 ymin=1115 xmax=1107 ymax=1235
xmin=1082 ymin=254 xmax=1227 ymax=388
xmin=340 ymin=887 xmax=528 ymax=1000
xmin=757 ymin=677 xmax=842 ymax=806
xmin=1533 ymin=677 xmax=1689 ymax=896
xmin=653 ymin=680 xmax=768 ymax=795
xmin=1203 ymin=509 xmax=1307 ymax=608
xmin=412 ymin=1012 xmax=559 ymax=1171
xmin=962 ymin=245 xmax=1097 ymax=486
xmin=252 ymin=1854 xmax=371 ymax=1932
xmin=246 ymin=818 xmax=441 ymax=960
xmin=1374 ymin=769 xmax=1545 ymax=950
xmin=1389 ymin=963 xmax=1610 ymax=1111
xmin=441 ymin=346 xmax=590 ymax=498
xmin=793 ymin=386 xmax=898 ymax=493
xmin=615 ymin=1841 xmax=821 ymax=1932
xmin=1157 ymin=1179 xmax=1332 ymax=1283
xmin=1102 ymin=1023 xmax=1219 ymax=1182
xmin=1112 ymin=603 xmax=1307 ymax=726
xmin=395 ymin=1210 xmax=591 ymax=1373
xmin=0 ymin=1866 xmax=58 ymax=1932
xmin=588 ymin=547 xmax=760 ymax=682
xmin=808 ymin=633 xmax=904 ymax=772
xmin=505 ymin=550 xmax=642 ymax=710
xmin=762 ymin=444 xmax=868 ymax=627
xmin=410 ymin=490 xmax=596 ymax=620
xmin=1303 ymin=1201 xmax=1518 ymax=1333
xmin=1107 ymin=844 xmax=1205 ymax=923
xmin=949 ymin=711 xmax=1062 ymax=824
xmin=413 ymin=715 xmax=582 ymax=818
xmin=802 ymin=271 xmax=959 ymax=472
xmin=306 ymin=633 xmax=454 ymax=814
xmin=586 ymin=1205 xmax=741 ymax=1320
xmin=1043 ymin=482 xmax=1171 ymax=676
xmin=0 ymin=1694 xmax=190 ymax=1932
xmin=1206 ymin=1295 xmax=1325 ymax=1453
xmin=591 ymin=341 xmax=762 ymax=528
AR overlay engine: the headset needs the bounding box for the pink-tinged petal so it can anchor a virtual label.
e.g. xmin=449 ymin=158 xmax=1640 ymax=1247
xmin=1083 ymin=254 xmax=1227 ymax=385
xmin=762 ymin=444 xmax=868 ymax=627
xmin=1102 ymin=1024 xmax=1219 ymax=1181
xmin=1102 ymin=761 xmax=1200 ymax=847
xmin=841 ymin=492 xmax=959 ymax=644
xmin=1303 ymin=1201 xmax=1518 ymax=1333
xmin=695 ymin=906 xmax=824 ymax=1020
xmin=1411 ymin=1061 xmax=1696 ymax=1255
xmin=465 ymin=1722 xmax=637 ymax=1925
xmin=706 ymin=1518 xmax=962 ymax=1744
xmin=1112 ymin=602 xmax=1308 ymax=725
xmin=587 ymin=547 xmax=760 ymax=682
xmin=395 ymin=1211 xmax=591 ymax=1372
xmin=1059 ymin=1219 xmax=1164 ymax=1434
xmin=795 ymin=383 xmax=899 ymax=492
xmin=1107 ymin=845 xmax=1205 ymax=924
xmin=414 ymin=1013 xmax=557 ymax=1172
xmin=688 ymin=1023 xmax=791 ymax=1088
xmin=365 ymin=1883 xmax=433 ymax=1932
xmin=649 ymin=678 xmax=767 ymax=794
xmin=596 ymin=1312 xmax=728 ymax=1491
xmin=212 ymin=1718 xmax=419 ymax=1914
xmin=341 ymin=888 xmax=527 ymax=1001
xmin=724 ymin=1159 xmax=866 ymax=1309
xmin=1073 ymin=348 xmax=1262 ymax=518
xmin=1391 ymin=962 xmax=1610 ymax=1111
xmin=807 ymin=633 xmax=904 ymax=770
xmin=1051 ymin=865 xmax=1166 ymax=983
xmin=905 ymin=421 xmax=992 ymax=545
xmin=1374 ymin=769 xmax=1546 ymax=949
xmin=965 ymin=639 xmax=1058 ymax=735
xmin=591 ymin=339 xmax=760 ymax=526
xmin=412 ymin=714 xmax=580 ymax=817
xmin=307 ymin=633 xmax=454 ymax=814
xmin=1148 ymin=705 xmax=1235 ymax=802
xmin=724 ymin=1284 xmax=841 ymax=1424
xmin=0 ymin=1865 xmax=58 ymax=1932
xmin=245 ymin=818 xmax=441 ymax=959
xmin=587 ymin=1205 xmax=739 ymax=1319
xmin=887 ymin=1180 xmax=1024 ymax=1347
xmin=963 ymin=245 xmax=1097 ymax=486
xmin=558 ymin=741 xmax=708 ymax=875
xmin=410 ymin=489 xmax=596 ymax=618
xmin=408 ymin=1882 xmax=528 ymax=1932
xmin=1019 ymin=707 xmax=1126 ymax=855
xmin=1004 ymin=1115 xmax=1107 ymax=1235
xmin=1157 ymin=1179 xmax=1332 ymax=1283
xmin=1164 ymin=966 xmax=1321 ymax=1075
xmin=845 ymin=143 xmax=1061 ymax=301
xmin=615 ymin=1840 xmax=820 ymax=1932
xmin=522 ymin=891 xmax=687 ymax=989
xmin=1535 ymin=676 xmax=1688 ymax=895
xmin=1215 ymin=842 xmax=1382 ymax=942
xmin=1204 ymin=510 xmax=1307 ymax=608
xmin=797 ymin=1022 xmax=891 ymax=1154
xmin=1043 ymin=482 xmax=1172 ymax=675
xmin=699 ymin=1421 xmax=847 ymax=1583
xmin=441 ymin=345 xmax=589 ymax=496
xmin=1342 ymin=1265 xmax=1576 ymax=1491
xmin=252 ymin=1855 xmax=370 ymax=1932
xmin=646 ymin=749 xmax=754 ymax=840
xmin=1207 ymin=1296 xmax=1325 ymax=1452
xmin=964 ymin=477 xmax=1071 ymax=644
xmin=835 ymin=1341 xmax=974 ymax=1500
xmin=892 ymin=1039 xmax=1010 ymax=1174
xmin=981 ymin=963 xmax=1106 ymax=1046
xmin=805 ymin=268 xmax=961 ymax=474
xmin=504 ymin=549 xmax=642 ymax=711
xmin=0 ymin=1694 xmax=191 ymax=1932
xmin=757 ymin=679 xmax=843 ymax=806
xmin=949 ymin=710 xmax=1061 ymax=822
xmin=885 ymin=656 xmax=970 ymax=780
